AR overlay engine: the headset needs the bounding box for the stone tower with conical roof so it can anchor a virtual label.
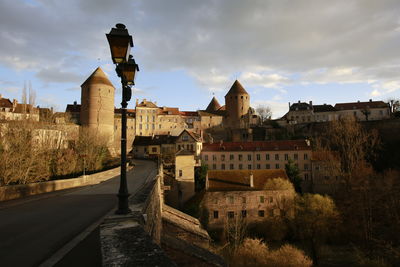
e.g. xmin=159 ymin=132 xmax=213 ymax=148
xmin=224 ymin=80 xmax=250 ymax=128
xmin=80 ymin=67 xmax=115 ymax=144
xmin=205 ymin=96 xmax=221 ymax=113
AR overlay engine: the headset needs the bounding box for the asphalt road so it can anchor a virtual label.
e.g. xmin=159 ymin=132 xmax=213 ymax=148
xmin=0 ymin=159 xmax=157 ymax=267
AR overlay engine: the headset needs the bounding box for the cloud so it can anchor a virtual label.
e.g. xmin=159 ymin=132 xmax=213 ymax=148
xmin=1 ymin=0 xmax=400 ymax=105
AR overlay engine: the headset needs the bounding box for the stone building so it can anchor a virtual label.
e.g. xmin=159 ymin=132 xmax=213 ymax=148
xmin=201 ymin=169 xmax=294 ymax=230
xmin=80 ymin=67 xmax=115 ymax=146
xmin=201 ymin=139 xmax=312 ymax=182
xmin=335 ymin=100 xmax=390 ymax=121
xmin=0 ymin=94 xmax=39 ymax=122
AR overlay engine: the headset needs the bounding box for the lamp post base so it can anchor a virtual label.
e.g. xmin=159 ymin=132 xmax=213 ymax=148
xmin=115 ymin=193 xmax=131 ymax=214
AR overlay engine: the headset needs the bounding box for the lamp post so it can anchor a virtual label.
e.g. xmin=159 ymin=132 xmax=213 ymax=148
xmin=106 ymin=23 xmax=139 ymax=214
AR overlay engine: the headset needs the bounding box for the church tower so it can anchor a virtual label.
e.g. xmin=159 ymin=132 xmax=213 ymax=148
xmin=80 ymin=67 xmax=115 ymax=144
xmin=224 ymin=80 xmax=250 ymax=129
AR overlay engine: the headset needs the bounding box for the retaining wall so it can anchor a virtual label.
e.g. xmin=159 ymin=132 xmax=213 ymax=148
xmin=0 ymin=167 xmax=121 ymax=201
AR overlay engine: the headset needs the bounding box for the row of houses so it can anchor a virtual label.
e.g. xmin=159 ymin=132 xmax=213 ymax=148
xmin=280 ymin=99 xmax=391 ymax=125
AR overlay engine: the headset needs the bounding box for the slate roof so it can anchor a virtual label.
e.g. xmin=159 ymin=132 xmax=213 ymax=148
xmin=81 ymin=67 xmax=114 ymax=88
xmin=335 ymin=101 xmax=389 ymax=110
xmin=207 ymin=169 xmax=289 ymax=191
xmin=205 ymin=97 xmax=221 ymax=112
xmin=313 ymin=104 xmax=337 ymax=112
xmin=225 ymin=80 xmax=248 ymax=96
xmin=137 ymin=100 xmax=158 ymax=108
xmin=66 ymin=104 xmax=81 ymax=113
xmin=289 ymin=102 xmax=312 ymax=111
xmin=202 ymin=140 xmax=311 ymax=152
xmin=133 ymin=135 xmax=177 ymax=146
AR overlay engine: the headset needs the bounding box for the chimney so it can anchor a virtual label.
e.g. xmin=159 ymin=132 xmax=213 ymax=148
xmin=249 ymin=173 xmax=254 ymax=188
xmin=136 ymin=99 xmax=139 ymax=106
xmin=298 ymin=100 xmax=301 ymax=103
xmin=309 ymin=101 xmax=313 ymax=107
xmin=369 ymin=99 xmax=372 ymax=102
xmin=74 ymin=101 xmax=77 ymax=106
xmin=143 ymin=99 xmax=147 ymax=104
xmin=205 ymin=173 xmax=209 ymax=190
xmin=0 ymin=94 xmax=2 ymax=99
xmin=288 ymin=102 xmax=291 ymax=109
xmin=13 ymin=99 xmax=18 ymax=109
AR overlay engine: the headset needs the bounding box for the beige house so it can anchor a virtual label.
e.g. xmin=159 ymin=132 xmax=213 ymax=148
xmin=335 ymin=100 xmax=390 ymax=121
xmin=201 ymin=140 xmax=312 ymax=182
xmin=175 ymin=150 xmax=197 ymax=205
xmin=135 ymin=99 xmax=159 ymax=136
xmin=175 ymin=129 xmax=203 ymax=157
xmin=202 ymin=169 xmax=294 ymax=229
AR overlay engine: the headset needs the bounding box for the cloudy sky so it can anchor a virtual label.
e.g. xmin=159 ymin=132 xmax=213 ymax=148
xmin=1 ymin=0 xmax=400 ymax=117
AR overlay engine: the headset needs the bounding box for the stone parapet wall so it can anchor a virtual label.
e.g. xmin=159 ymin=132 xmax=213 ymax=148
xmin=0 ymin=167 xmax=121 ymax=201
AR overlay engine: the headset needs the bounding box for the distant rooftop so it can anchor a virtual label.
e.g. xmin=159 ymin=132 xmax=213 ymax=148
xmin=202 ymin=140 xmax=311 ymax=152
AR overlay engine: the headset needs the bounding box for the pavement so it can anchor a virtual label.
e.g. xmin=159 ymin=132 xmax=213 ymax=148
xmin=0 ymin=159 xmax=157 ymax=267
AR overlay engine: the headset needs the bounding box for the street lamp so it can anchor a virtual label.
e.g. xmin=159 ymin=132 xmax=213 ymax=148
xmin=106 ymin=23 xmax=139 ymax=214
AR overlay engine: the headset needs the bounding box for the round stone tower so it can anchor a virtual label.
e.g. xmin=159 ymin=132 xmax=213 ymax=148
xmin=224 ymin=80 xmax=250 ymax=128
xmin=80 ymin=67 xmax=115 ymax=143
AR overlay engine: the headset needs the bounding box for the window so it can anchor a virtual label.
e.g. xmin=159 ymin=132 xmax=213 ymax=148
xmin=304 ymin=173 xmax=309 ymax=180
xmin=239 ymin=164 xmax=243 ymax=170
xmin=275 ymin=154 xmax=279 ymax=160
xmin=259 ymin=196 xmax=265 ymax=203
xmin=247 ymin=164 xmax=252 ymax=169
xmin=213 ymin=211 xmax=219 ymax=219
xmin=228 ymin=211 xmax=235 ymax=219
xmin=258 ymin=210 xmax=265 ymax=217
xmin=205 ymin=155 xmax=208 ymax=161
xmin=304 ymin=153 xmax=308 ymax=160
xmin=266 ymin=154 xmax=270 ymax=160
xmin=230 ymin=154 xmax=234 ymax=160
xmin=294 ymin=153 xmax=298 ymax=160
xmin=257 ymin=164 xmax=261 ymax=169
xmin=268 ymin=209 xmax=274 ymax=217
xmin=241 ymin=210 xmax=247 ymax=218
xmin=179 ymin=170 xmax=182 ymax=177
xmin=182 ymin=135 xmax=189 ymax=141
xmin=221 ymin=154 xmax=225 ymax=161
xmin=242 ymin=197 xmax=246 ymax=203
xmin=227 ymin=196 xmax=234 ymax=204
xmin=247 ymin=154 xmax=252 ymax=161
xmin=304 ymin=164 xmax=309 ymax=170
xmin=212 ymin=164 xmax=216 ymax=170
xmin=230 ymin=164 xmax=234 ymax=170
xmin=266 ymin=164 xmax=270 ymax=169
xmin=221 ymin=164 xmax=225 ymax=170
xmin=139 ymin=124 xmax=142 ymax=130
xmin=212 ymin=155 xmax=217 ymax=161
xmin=256 ymin=154 xmax=261 ymax=160
xmin=151 ymin=147 xmax=157 ymax=153
xmin=238 ymin=154 xmax=243 ymax=161
xmin=275 ymin=164 xmax=280 ymax=169
xmin=284 ymin=154 xmax=289 ymax=160
xmin=269 ymin=197 xmax=273 ymax=203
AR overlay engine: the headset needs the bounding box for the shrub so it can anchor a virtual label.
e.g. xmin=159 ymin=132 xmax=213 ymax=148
xmin=231 ymin=238 xmax=312 ymax=267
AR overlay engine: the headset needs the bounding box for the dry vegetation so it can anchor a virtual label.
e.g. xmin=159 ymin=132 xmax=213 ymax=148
xmin=230 ymin=238 xmax=312 ymax=267
xmin=0 ymin=121 xmax=115 ymax=186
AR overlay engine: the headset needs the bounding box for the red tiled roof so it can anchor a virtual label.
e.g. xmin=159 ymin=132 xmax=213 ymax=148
xmin=335 ymin=101 xmax=388 ymax=110
xmin=158 ymin=107 xmax=180 ymax=115
xmin=202 ymin=140 xmax=311 ymax=152
xmin=207 ymin=169 xmax=288 ymax=191
xmin=0 ymin=97 xmax=13 ymax=108
xmin=180 ymin=111 xmax=198 ymax=116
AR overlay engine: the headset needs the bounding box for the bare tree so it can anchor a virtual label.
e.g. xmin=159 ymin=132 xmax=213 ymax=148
xmin=256 ymin=105 xmax=272 ymax=124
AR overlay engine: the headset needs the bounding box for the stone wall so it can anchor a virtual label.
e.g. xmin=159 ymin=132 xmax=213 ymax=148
xmin=142 ymin=164 xmax=163 ymax=244
xmin=0 ymin=167 xmax=120 ymax=201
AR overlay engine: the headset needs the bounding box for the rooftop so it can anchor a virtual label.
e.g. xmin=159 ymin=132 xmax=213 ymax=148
xmin=81 ymin=67 xmax=114 ymax=88
xmin=207 ymin=169 xmax=288 ymax=191
xmin=202 ymin=140 xmax=311 ymax=152
xmin=225 ymin=80 xmax=248 ymax=96
xmin=335 ymin=100 xmax=389 ymax=110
